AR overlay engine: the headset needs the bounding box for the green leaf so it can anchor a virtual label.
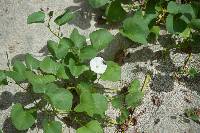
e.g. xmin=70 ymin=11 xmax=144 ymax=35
xmin=11 ymin=103 xmax=35 ymax=130
xmin=111 ymin=95 xmax=125 ymax=109
xmin=166 ymin=14 xmax=187 ymax=33
xmin=54 ymin=10 xmax=75 ymax=26
xmin=167 ymin=1 xmax=179 ymax=14
xmin=79 ymin=46 xmax=97 ymax=62
xmin=13 ymin=61 xmax=26 ymax=74
xmin=25 ymin=54 xmax=40 ymax=70
xmin=43 ymin=121 xmax=62 ymax=133
xmin=128 ymin=79 xmax=140 ymax=93
xmin=40 ymin=57 xmax=60 ymax=75
xmin=125 ymin=91 xmax=144 ymax=108
xmin=180 ymin=27 xmax=191 ymax=39
xmin=185 ymin=109 xmax=199 ymax=121
xmin=75 ymin=92 xmax=108 ymax=117
xmin=77 ymin=120 xmax=103 ymax=133
xmin=89 ymin=29 xmax=114 ymax=51
xmin=27 ymin=11 xmax=45 ymax=24
xmin=6 ymin=71 xmax=26 ymax=82
xmin=105 ymin=1 xmax=127 ymax=22
xmin=189 ymin=67 xmax=198 ymax=78
xmin=88 ymin=0 xmax=109 ymax=8
xmin=101 ymin=61 xmax=121 ymax=82
xmin=167 ymin=1 xmax=195 ymax=18
xmin=123 ymin=79 xmax=144 ymax=108
xmin=76 ymin=82 xmax=93 ymax=94
xmin=117 ymin=109 xmax=129 ymax=124
xmin=32 ymin=84 xmax=47 ymax=94
xmin=67 ymin=58 xmax=89 ymax=77
xmin=47 ymin=38 xmax=73 ymax=59
xmin=25 ymin=71 xmax=56 ymax=86
xmin=45 ymin=83 xmax=73 ymax=112
xmin=145 ymin=0 xmax=157 ymax=14
xmin=70 ymin=28 xmax=86 ymax=49
xmin=56 ymin=65 xmax=69 ymax=79
xmin=47 ymin=40 xmax=58 ymax=57
xmin=120 ymin=11 xmax=150 ymax=44
xmin=191 ymin=19 xmax=200 ymax=29
xmin=6 ymin=61 xmax=27 ymax=82
xmin=0 ymin=70 xmax=7 ymax=85
xmin=150 ymin=26 xmax=160 ymax=36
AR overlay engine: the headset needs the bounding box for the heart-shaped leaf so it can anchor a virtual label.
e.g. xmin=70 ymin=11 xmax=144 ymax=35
xmin=166 ymin=14 xmax=187 ymax=33
xmin=125 ymin=80 xmax=144 ymax=108
xmin=70 ymin=28 xmax=86 ymax=49
xmin=167 ymin=1 xmax=195 ymax=19
xmin=191 ymin=19 xmax=200 ymax=29
xmin=27 ymin=11 xmax=45 ymax=24
xmin=101 ymin=61 xmax=121 ymax=82
xmin=40 ymin=57 xmax=60 ymax=75
xmin=105 ymin=0 xmax=127 ymax=22
xmin=13 ymin=61 xmax=26 ymax=74
xmin=128 ymin=79 xmax=140 ymax=93
xmin=76 ymin=82 xmax=93 ymax=94
xmin=25 ymin=71 xmax=56 ymax=86
xmin=79 ymin=46 xmax=97 ymax=62
xmin=67 ymin=58 xmax=89 ymax=77
xmin=54 ymin=10 xmax=75 ymax=26
xmin=11 ymin=103 xmax=35 ymax=130
xmin=120 ymin=11 xmax=151 ymax=44
xmin=116 ymin=108 xmax=129 ymax=124
xmin=75 ymin=92 xmax=108 ymax=117
xmin=25 ymin=54 xmax=40 ymax=70
xmin=43 ymin=120 xmax=62 ymax=133
xmin=6 ymin=61 xmax=27 ymax=82
xmin=88 ymin=0 xmax=109 ymax=8
xmin=77 ymin=120 xmax=103 ymax=133
xmin=89 ymin=29 xmax=114 ymax=51
xmin=0 ymin=70 xmax=7 ymax=85
xmin=47 ymin=38 xmax=73 ymax=59
xmin=6 ymin=71 xmax=26 ymax=82
xmin=45 ymin=83 xmax=73 ymax=112
xmin=111 ymin=95 xmax=125 ymax=109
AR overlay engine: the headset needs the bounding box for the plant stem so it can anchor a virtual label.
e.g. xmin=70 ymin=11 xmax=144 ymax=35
xmin=47 ymin=17 xmax=61 ymax=39
xmin=141 ymin=72 xmax=151 ymax=92
xmin=183 ymin=52 xmax=192 ymax=70
xmin=5 ymin=51 xmax=11 ymax=71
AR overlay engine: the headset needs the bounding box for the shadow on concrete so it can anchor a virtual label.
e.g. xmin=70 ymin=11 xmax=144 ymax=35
xmin=66 ymin=0 xmax=104 ymax=30
xmin=0 ymin=88 xmax=43 ymax=133
xmin=3 ymin=117 xmax=26 ymax=133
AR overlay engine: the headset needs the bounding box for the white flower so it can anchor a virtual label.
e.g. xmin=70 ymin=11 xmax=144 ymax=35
xmin=90 ymin=57 xmax=107 ymax=74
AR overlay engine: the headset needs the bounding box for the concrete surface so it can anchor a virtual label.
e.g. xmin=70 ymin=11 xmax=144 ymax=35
xmin=0 ymin=0 xmax=200 ymax=133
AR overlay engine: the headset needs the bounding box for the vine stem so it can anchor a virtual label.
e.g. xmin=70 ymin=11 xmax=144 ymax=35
xmin=141 ymin=72 xmax=151 ymax=92
xmin=183 ymin=52 xmax=192 ymax=70
xmin=6 ymin=51 xmax=11 ymax=71
xmin=47 ymin=17 xmax=61 ymax=39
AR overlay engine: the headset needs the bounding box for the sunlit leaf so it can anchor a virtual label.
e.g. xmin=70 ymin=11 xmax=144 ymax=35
xmin=43 ymin=120 xmax=62 ymax=133
xmin=67 ymin=58 xmax=89 ymax=77
xmin=54 ymin=10 xmax=75 ymax=26
xmin=27 ymin=11 xmax=45 ymax=24
xmin=77 ymin=120 xmax=103 ymax=133
xmin=101 ymin=61 xmax=121 ymax=82
xmin=90 ymin=29 xmax=114 ymax=51
xmin=11 ymin=103 xmax=35 ymax=130
xmin=88 ymin=0 xmax=109 ymax=8
xmin=70 ymin=28 xmax=86 ymax=49
xmin=75 ymin=92 xmax=108 ymax=117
